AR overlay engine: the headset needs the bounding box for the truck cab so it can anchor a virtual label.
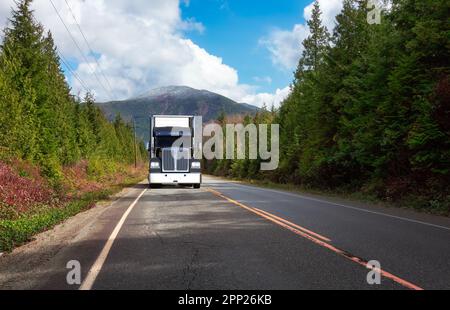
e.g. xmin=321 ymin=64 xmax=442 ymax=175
xmin=148 ymin=115 xmax=202 ymax=189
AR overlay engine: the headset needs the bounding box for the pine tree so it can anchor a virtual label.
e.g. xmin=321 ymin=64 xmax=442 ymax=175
xmin=74 ymin=99 xmax=96 ymax=158
xmin=42 ymin=31 xmax=80 ymax=164
xmin=284 ymin=0 xmax=333 ymax=185
xmin=384 ymin=0 xmax=450 ymax=193
xmin=295 ymin=0 xmax=330 ymax=81
xmin=0 ymin=0 xmax=147 ymax=182
xmin=0 ymin=0 xmax=39 ymax=160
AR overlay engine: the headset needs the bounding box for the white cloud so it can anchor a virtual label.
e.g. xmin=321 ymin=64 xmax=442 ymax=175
xmin=304 ymin=0 xmax=343 ymax=32
xmin=259 ymin=24 xmax=309 ymax=71
xmin=241 ymin=86 xmax=291 ymax=109
xmin=180 ymin=17 xmax=205 ymax=34
xmin=261 ymin=0 xmax=343 ymax=71
xmin=0 ymin=0 xmax=284 ymax=106
xmin=0 ymin=1 xmax=14 ymax=32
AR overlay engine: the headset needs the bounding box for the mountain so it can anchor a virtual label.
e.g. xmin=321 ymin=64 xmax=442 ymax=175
xmin=97 ymin=86 xmax=259 ymax=140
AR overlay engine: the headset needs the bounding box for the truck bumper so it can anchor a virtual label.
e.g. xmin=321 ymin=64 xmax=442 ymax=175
xmin=149 ymin=173 xmax=201 ymax=185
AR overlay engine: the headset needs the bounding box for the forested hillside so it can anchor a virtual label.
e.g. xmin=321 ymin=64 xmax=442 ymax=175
xmin=0 ymin=0 xmax=146 ymax=251
xmin=98 ymin=86 xmax=259 ymax=140
xmin=207 ymin=0 xmax=449 ymax=213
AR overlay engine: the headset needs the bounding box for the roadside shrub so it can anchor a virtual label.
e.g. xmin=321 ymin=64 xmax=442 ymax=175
xmin=0 ymin=190 xmax=110 ymax=252
xmin=39 ymin=155 xmax=63 ymax=189
xmin=0 ymin=202 xmax=19 ymax=221
xmin=0 ymin=161 xmax=55 ymax=215
xmin=399 ymin=195 xmax=450 ymax=216
xmin=87 ymin=157 xmax=118 ymax=179
xmin=62 ymin=160 xmax=103 ymax=197
xmin=0 ymin=156 xmax=146 ymax=252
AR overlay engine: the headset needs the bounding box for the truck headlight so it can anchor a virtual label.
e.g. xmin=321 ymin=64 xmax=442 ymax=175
xmin=150 ymin=161 xmax=160 ymax=169
xmin=191 ymin=162 xmax=201 ymax=169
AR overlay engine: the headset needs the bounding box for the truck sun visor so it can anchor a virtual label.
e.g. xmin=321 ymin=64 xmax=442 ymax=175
xmin=153 ymin=127 xmax=192 ymax=137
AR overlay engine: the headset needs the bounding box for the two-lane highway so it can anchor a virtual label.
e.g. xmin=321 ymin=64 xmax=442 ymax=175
xmin=205 ymin=177 xmax=450 ymax=290
xmin=28 ymin=176 xmax=450 ymax=290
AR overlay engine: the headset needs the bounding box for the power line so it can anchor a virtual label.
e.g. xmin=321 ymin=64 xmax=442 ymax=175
xmin=62 ymin=0 xmax=114 ymax=94
xmin=48 ymin=0 xmax=113 ymax=101
xmin=30 ymin=15 xmax=91 ymax=96
xmin=59 ymin=52 xmax=91 ymax=94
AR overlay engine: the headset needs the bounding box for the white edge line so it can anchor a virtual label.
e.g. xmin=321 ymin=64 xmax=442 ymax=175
xmin=79 ymin=188 xmax=147 ymax=290
xmin=226 ymin=182 xmax=450 ymax=232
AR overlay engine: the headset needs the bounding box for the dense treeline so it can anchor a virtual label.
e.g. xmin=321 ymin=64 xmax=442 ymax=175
xmin=208 ymin=0 xmax=449 ymax=211
xmin=0 ymin=0 xmax=145 ymax=184
xmin=204 ymin=109 xmax=277 ymax=179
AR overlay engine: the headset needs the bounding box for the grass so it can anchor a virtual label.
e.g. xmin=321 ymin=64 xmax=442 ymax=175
xmin=0 ymin=173 xmax=145 ymax=253
xmin=0 ymin=190 xmax=109 ymax=252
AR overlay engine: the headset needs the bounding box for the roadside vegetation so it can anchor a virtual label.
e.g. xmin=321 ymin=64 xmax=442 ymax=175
xmin=0 ymin=1 xmax=147 ymax=252
xmin=0 ymin=157 xmax=146 ymax=252
xmin=206 ymin=0 xmax=449 ymax=215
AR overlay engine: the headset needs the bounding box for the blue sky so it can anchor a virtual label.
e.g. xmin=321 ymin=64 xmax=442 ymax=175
xmin=181 ymin=0 xmax=311 ymax=94
xmin=0 ymin=0 xmax=342 ymax=106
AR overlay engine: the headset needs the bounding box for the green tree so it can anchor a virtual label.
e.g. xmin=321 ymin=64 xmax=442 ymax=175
xmin=0 ymin=0 xmax=147 ymax=184
xmin=295 ymin=0 xmax=330 ymax=80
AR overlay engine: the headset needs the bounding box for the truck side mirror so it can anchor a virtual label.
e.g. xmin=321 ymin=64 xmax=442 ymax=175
xmin=146 ymin=142 xmax=150 ymax=151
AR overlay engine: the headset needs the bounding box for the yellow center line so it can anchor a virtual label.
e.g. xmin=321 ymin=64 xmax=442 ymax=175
xmin=207 ymin=188 xmax=330 ymax=242
xmin=253 ymin=206 xmax=331 ymax=242
xmin=206 ymin=187 xmax=424 ymax=291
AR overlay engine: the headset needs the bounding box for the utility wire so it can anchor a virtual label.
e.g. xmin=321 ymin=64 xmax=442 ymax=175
xmin=48 ymin=0 xmax=113 ymax=101
xmin=59 ymin=52 xmax=91 ymax=94
xmin=62 ymin=0 xmax=114 ymax=94
xmin=30 ymin=15 xmax=91 ymax=96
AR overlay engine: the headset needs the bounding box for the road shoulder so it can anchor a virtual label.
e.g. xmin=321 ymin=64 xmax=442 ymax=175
xmin=0 ymin=181 xmax=147 ymax=290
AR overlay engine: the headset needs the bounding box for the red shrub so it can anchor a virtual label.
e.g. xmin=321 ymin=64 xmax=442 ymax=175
xmin=62 ymin=161 xmax=103 ymax=198
xmin=0 ymin=161 xmax=55 ymax=213
xmin=1 ymin=158 xmax=145 ymax=218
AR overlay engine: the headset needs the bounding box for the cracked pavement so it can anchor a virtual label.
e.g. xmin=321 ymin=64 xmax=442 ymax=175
xmin=2 ymin=176 xmax=450 ymax=290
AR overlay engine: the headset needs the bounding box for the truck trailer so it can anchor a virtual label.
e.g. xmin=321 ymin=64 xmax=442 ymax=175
xmin=148 ymin=115 xmax=202 ymax=189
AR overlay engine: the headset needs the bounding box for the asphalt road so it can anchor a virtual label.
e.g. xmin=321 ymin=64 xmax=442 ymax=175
xmin=32 ymin=176 xmax=450 ymax=290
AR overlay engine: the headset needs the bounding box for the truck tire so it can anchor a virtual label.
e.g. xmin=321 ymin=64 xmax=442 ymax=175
xmin=193 ymin=184 xmax=201 ymax=189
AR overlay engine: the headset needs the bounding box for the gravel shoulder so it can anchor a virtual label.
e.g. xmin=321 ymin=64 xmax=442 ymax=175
xmin=0 ymin=181 xmax=145 ymax=290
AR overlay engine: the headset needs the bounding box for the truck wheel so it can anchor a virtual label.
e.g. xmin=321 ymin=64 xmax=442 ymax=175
xmin=193 ymin=184 xmax=201 ymax=189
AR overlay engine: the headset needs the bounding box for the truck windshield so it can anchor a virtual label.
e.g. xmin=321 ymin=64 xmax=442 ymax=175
xmin=155 ymin=136 xmax=191 ymax=149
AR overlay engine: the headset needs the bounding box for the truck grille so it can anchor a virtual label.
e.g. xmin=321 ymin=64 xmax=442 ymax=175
xmin=162 ymin=148 xmax=190 ymax=172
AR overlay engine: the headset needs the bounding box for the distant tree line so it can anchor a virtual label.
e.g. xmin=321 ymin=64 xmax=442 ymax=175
xmin=207 ymin=0 xmax=449 ymax=210
xmin=0 ymin=0 xmax=146 ymax=183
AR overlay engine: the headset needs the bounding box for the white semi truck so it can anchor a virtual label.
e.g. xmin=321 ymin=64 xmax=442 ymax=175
xmin=148 ymin=115 xmax=202 ymax=189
